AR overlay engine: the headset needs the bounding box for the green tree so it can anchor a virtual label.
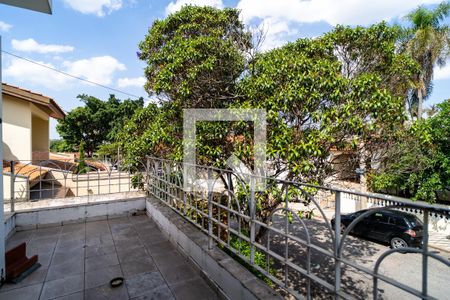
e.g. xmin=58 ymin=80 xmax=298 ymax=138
xmin=50 ymin=139 xmax=74 ymax=153
xmin=118 ymin=15 xmax=417 ymax=238
xmin=76 ymin=140 xmax=88 ymax=174
xmin=370 ymin=100 xmax=450 ymax=202
xmin=236 ymin=25 xmax=416 ymax=232
xmin=57 ymin=94 xmax=144 ymax=156
xmin=138 ymin=5 xmax=251 ymax=109
xmin=402 ymin=1 xmax=450 ymax=119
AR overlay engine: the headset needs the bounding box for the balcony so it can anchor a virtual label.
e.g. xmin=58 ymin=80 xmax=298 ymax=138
xmin=1 ymin=157 xmax=450 ymax=299
xmin=2 ymin=215 xmax=218 ymax=300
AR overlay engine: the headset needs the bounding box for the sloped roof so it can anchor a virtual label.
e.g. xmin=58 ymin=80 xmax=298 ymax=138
xmin=3 ymin=161 xmax=49 ymax=184
xmin=2 ymin=83 xmax=65 ymax=119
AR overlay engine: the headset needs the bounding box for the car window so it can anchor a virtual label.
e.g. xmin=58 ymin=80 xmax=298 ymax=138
xmin=389 ymin=217 xmax=407 ymax=226
xmin=372 ymin=212 xmax=389 ymax=223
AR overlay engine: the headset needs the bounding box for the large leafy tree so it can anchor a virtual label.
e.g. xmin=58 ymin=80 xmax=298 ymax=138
xmin=235 ymin=25 xmax=416 ymax=230
xmin=370 ymin=100 xmax=450 ymax=202
xmin=118 ymin=15 xmax=417 ymax=237
xmin=138 ymin=5 xmax=251 ymax=109
xmin=119 ymin=5 xmax=252 ymax=164
xmin=402 ymin=1 xmax=450 ymax=119
xmin=57 ymin=94 xmax=144 ymax=156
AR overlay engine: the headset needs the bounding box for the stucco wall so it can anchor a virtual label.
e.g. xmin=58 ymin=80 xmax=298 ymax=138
xmin=3 ymin=95 xmax=32 ymax=161
xmin=32 ymin=114 xmax=49 ymax=152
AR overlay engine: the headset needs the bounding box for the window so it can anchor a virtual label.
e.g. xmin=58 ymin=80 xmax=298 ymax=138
xmin=390 ymin=217 xmax=407 ymax=227
xmin=372 ymin=212 xmax=389 ymax=223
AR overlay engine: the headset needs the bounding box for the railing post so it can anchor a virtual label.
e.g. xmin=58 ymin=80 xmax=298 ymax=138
xmin=10 ymin=161 xmax=14 ymax=212
xmin=334 ymin=191 xmax=341 ymax=299
xmin=207 ymin=168 xmax=213 ymax=250
xmin=146 ymin=157 xmax=150 ymax=192
xmin=250 ymin=176 xmax=256 ymax=264
xmin=422 ymin=208 xmax=429 ymax=299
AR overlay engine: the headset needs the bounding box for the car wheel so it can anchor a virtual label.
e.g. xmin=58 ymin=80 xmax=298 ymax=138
xmin=390 ymin=237 xmax=409 ymax=249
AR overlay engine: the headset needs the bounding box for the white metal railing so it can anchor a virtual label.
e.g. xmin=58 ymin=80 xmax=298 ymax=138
xmin=146 ymin=157 xmax=450 ymax=300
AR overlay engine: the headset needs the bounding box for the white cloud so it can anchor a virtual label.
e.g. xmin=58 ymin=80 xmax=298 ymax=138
xmin=237 ymin=0 xmax=442 ymax=26
xmin=63 ymin=0 xmax=123 ymax=17
xmin=12 ymin=38 xmax=74 ymax=54
xmin=64 ymin=56 xmax=126 ymax=85
xmin=237 ymin=0 xmax=442 ymax=51
xmin=166 ymin=0 xmax=223 ymax=15
xmin=4 ymin=58 xmax=72 ymax=89
xmin=258 ymin=18 xmax=298 ymax=51
xmin=435 ymin=63 xmax=450 ymax=80
xmin=0 ymin=21 xmax=12 ymax=32
xmin=4 ymin=56 xmax=126 ymax=89
xmin=117 ymin=76 xmax=146 ymax=88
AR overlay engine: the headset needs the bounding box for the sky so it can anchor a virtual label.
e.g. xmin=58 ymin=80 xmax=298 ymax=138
xmin=1 ymin=0 xmax=449 ymax=139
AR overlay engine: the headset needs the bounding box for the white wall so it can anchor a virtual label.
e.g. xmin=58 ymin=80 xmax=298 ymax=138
xmin=3 ymin=95 xmax=32 ymax=161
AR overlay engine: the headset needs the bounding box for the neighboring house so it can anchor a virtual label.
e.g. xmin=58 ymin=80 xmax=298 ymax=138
xmin=2 ymin=83 xmax=65 ymax=162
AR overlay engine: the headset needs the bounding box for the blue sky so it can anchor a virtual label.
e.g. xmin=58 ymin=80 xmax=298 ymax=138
xmin=1 ymin=0 xmax=449 ymax=139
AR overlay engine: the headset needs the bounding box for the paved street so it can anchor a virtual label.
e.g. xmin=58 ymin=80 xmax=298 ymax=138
xmin=269 ymin=213 xmax=450 ymax=299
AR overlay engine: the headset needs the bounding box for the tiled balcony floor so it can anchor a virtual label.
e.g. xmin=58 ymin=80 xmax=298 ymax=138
xmin=1 ymin=215 xmax=219 ymax=300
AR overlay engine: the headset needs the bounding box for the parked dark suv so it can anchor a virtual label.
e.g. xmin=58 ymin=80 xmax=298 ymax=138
xmin=331 ymin=208 xmax=424 ymax=249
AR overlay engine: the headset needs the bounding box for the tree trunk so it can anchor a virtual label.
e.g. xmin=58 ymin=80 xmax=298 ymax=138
xmin=417 ymin=88 xmax=423 ymax=119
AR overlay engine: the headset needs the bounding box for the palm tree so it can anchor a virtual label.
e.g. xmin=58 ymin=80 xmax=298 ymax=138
xmin=403 ymin=2 xmax=450 ymax=119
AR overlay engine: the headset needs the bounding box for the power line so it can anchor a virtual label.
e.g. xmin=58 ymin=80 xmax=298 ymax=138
xmin=2 ymin=50 xmax=146 ymax=100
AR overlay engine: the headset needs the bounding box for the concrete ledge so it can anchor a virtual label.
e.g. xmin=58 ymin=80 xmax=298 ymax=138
xmin=146 ymin=196 xmax=281 ymax=300
xmin=14 ymin=192 xmax=147 ymax=231
xmin=4 ymin=213 xmax=16 ymax=240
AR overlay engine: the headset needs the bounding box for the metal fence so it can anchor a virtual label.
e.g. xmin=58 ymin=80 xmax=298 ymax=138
xmin=3 ymin=159 xmax=142 ymax=213
xmin=146 ymin=157 xmax=450 ymax=300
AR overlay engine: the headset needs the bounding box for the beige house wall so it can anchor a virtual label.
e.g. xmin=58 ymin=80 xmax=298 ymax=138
xmin=2 ymin=95 xmax=52 ymax=162
xmin=3 ymin=94 xmax=32 ymax=161
xmin=31 ymin=110 xmax=50 ymax=161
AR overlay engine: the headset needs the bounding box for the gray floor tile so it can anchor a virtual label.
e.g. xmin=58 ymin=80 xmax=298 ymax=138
xmin=53 ymin=291 xmax=84 ymax=300
xmin=6 ymin=231 xmax=35 ymax=251
xmin=60 ymin=223 xmax=85 ymax=233
xmin=36 ymin=253 xmax=53 ymax=267
xmin=85 ymin=264 xmax=123 ymax=290
xmin=40 ymin=274 xmax=84 ymax=300
xmin=46 ymin=256 xmax=84 ymax=281
xmin=51 ymin=248 xmax=84 ymax=266
xmin=84 ymin=283 xmax=129 ymax=300
xmin=31 ymin=235 xmax=59 ymax=245
xmin=145 ymin=240 xmax=174 ymax=256
xmin=152 ymin=251 xmax=188 ymax=271
xmin=58 ymin=232 xmax=85 ymax=243
xmin=121 ymin=257 xmax=157 ymax=277
xmin=115 ymin=240 xmax=144 ymax=254
xmin=55 ymin=239 xmax=85 ymax=252
xmin=85 ymin=253 xmax=119 ymax=273
xmin=130 ymin=286 xmax=175 ymax=300
xmin=117 ymin=247 xmax=149 ymax=264
xmin=0 ymin=282 xmax=42 ymax=300
xmin=170 ymin=277 xmax=218 ymax=300
xmin=159 ymin=262 xmax=200 ymax=286
xmin=35 ymin=227 xmax=61 ymax=237
xmin=140 ymin=233 xmax=167 ymax=247
xmin=125 ymin=271 xmax=167 ymax=299
xmin=3 ymin=216 xmax=216 ymax=300
xmin=85 ymin=243 xmax=116 ymax=258
xmin=0 ymin=266 xmax=48 ymax=292
xmin=85 ymin=234 xmax=114 ymax=247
